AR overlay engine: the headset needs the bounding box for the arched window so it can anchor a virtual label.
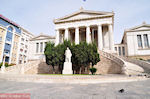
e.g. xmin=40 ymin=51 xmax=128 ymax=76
xmin=8 ymin=26 xmax=13 ymax=32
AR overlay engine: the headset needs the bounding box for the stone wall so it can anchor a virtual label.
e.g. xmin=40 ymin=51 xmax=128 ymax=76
xmin=25 ymin=61 xmax=60 ymax=74
xmin=25 ymin=54 xmax=122 ymax=75
xmin=94 ymin=55 xmax=122 ymax=74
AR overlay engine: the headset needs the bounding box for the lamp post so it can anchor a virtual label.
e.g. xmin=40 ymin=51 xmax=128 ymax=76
xmin=1 ymin=54 xmax=6 ymax=73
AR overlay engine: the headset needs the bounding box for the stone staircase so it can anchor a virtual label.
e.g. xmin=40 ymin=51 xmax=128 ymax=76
xmin=95 ymin=50 xmax=144 ymax=75
xmin=1 ymin=50 xmax=148 ymax=75
xmin=4 ymin=60 xmax=42 ymax=74
xmin=120 ymin=56 xmax=150 ymax=74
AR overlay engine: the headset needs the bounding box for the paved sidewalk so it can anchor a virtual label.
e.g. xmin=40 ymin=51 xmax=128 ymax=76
xmin=0 ymin=79 xmax=150 ymax=99
xmin=0 ymin=74 xmax=148 ymax=84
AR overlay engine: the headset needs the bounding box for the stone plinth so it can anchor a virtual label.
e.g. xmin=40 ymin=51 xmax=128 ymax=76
xmin=63 ymin=62 xmax=73 ymax=74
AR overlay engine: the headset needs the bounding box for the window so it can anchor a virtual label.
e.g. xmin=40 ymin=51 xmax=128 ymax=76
xmin=143 ymin=34 xmax=149 ymax=48
xmin=119 ymin=47 xmax=121 ymax=56
xmin=137 ymin=35 xmax=143 ymax=48
xmin=6 ymin=32 xmax=13 ymax=42
xmin=5 ymin=43 xmax=11 ymax=51
xmin=40 ymin=42 xmax=43 ymax=52
xmin=115 ymin=47 xmax=117 ymax=51
xmin=36 ymin=43 xmax=39 ymax=53
xmin=8 ymin=26 xmax=13 ymax=32
xmin=21 ymin=38 xmax=24 ymax=41
xmin=122 ymin=47 xmax=125 ymax=56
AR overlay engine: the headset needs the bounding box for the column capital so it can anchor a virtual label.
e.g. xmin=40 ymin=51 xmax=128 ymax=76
xmin=97 ymin=24 xmax=102 ymax=27
xmin=86 ymin=25 xmax=90 ymax=27
xmin=65 ymin=27 xmax=69 ymax=30
xmin=75 ymin=26 xmax=80 ymax=29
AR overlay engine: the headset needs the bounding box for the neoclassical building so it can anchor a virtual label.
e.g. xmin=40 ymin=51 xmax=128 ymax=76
xmin=28 ymin=33 xmax=55 ymax=61
xmin=115 ymin=22 xmax=150 ymax=60
xmin=54 ymin=8 xmax=114 ymax=52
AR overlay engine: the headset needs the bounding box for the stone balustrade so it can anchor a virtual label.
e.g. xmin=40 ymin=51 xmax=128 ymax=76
xmin=99 ymin=50 xmax=127 ymax=74
xmin=99 ymin=50 xmax=125 ymax=66
xmin=120 ymin=56 xmax=150 ymax=74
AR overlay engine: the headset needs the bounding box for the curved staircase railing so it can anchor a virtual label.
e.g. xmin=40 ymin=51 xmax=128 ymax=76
xmin=119 ymin=56 xmax=150 ymax=74
xmin=99 ymin=50 xmax=127 ymax=74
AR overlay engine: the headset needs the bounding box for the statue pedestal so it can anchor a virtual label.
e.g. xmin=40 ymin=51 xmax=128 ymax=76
xmin=63 ymin=62 xmax=73 ymax=74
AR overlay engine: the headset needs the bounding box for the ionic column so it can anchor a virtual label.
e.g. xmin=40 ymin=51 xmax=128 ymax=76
xmin=75 ymin=27 xmax=79 ymax=44
xmin=55 ymin=29 xmax=60 ymax=46
xmin=108 ymin=24 xmax=114 ymax=51
xmin=86 ymin=26 xmax=91 ymax=43
xmin=98 ymin=25 xmax=103 ymax=50
xmin=64 ymin=28 xmax=69 ymax=40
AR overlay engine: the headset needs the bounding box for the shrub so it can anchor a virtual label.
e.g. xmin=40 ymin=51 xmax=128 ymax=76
xmin=90 ymin=67 xmax=97 ymax=75
xmin=0 ymin=62 xmax=15 ymax=68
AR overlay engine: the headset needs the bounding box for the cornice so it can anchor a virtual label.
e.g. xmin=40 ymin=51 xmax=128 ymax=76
xmin=54 ymin=14 xmax=113 ymax=24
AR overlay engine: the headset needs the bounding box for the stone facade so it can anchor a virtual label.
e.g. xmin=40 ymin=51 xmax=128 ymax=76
xmin=18 ymin=28 xmax=34 ymax=64
xmin=95 ymin=53 xmax=122 ymax=74
xmin=0 ymin=25 xmax=6 ymax=63
xmin=115 ymin=22 xmax=150 ymax=60
xmin=54 ymin=8 xmax=115 ymax=53
xmin=11 ymin=34 xmax=20 ymax=64
xmin=28 ymin=33 xmax=55 ymax=61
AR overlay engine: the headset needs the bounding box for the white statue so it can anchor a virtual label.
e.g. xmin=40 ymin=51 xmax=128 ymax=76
xmin=63 ymin=47 xmax=73 ymax=74
xmin=65 ymin=47 xmax=72 ymax=62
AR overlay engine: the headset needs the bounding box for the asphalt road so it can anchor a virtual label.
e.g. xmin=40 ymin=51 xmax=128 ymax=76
xmin=0 ymin=79 xmax=150 ymax=99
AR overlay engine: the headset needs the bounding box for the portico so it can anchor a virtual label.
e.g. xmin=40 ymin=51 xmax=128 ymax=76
xmin=54 ymin=8 xmax=114 ymax=52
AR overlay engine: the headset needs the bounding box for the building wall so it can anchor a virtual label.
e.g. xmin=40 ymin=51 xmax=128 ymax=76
xmin=114 ymin=44 xmax=127 ymax=56
xmin=11 ymin=34 xmax=20 ymax=64
xmin=18 ymin=30 xmax=34 ymax=64
xmin=0 ymin=17 xmax=21 ymax=64
xmin=0 ymin=26 xmax=6 ymax=63
xmin=28 ymin=38 xmax=55 ymax=61
xmin=126 ymin=31 xmax=150 ymax=56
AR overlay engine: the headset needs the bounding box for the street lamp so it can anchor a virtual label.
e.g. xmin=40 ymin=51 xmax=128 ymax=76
xmin=1 ymin=54 xmax=6 ymax=73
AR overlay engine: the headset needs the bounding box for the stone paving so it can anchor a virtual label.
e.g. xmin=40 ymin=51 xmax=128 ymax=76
xmin=0 ymin=74 xmax=148 ymax=84
xmin=0 ymin=78 xmax=150 ymax=99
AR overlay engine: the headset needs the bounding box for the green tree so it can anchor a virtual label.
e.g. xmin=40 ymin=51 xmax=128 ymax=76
xmin=44 ymin=40 xmax=100 ymax=74
xmin=44 ymin=42 xmax=58 ymax=73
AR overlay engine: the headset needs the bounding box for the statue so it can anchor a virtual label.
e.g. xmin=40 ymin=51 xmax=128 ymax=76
xmin=65 ymin=47 xmax=72 ymax=62
xmin=62 ymin=47 xmax=73 ymax=74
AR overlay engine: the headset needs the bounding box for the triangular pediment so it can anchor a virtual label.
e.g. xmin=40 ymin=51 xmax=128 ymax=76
xmin=54 ymin=9 xmax=113 ymax=23
xmin=126 ymin=24 xmax=150 ymax=32
xmin=30 ymin=34 xmax=55 ymax=41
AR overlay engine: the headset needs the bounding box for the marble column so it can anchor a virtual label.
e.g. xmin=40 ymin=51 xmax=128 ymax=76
xmin=55 ymin=29 xmax=60 ymax=46
xmin=86 ymin=26 xmax=91 ymax=43
xmin=108 ymin=24 xmax=114 ymax=51
xmin=75 ymin=27 xmax=79 ymax=44
xmin=65 ymin=28 xmax=69 ymax=40
xmin=98 ymin=25 xmax=103 ymax=50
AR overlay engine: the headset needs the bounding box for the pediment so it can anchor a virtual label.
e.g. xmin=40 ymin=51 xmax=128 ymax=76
xmin=132 ymin=26 xmax=150 ymax=31
xmin=54 ymin=9 xmax=113 ymax=23
xmin=31 ymin=35 xmax=55 ymax=41
xmin=127 ymin=24 xmax=150 ymax=32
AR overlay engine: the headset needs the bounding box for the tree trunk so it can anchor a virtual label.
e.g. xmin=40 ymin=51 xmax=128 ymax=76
xmin=52 ymin=66 xmax=55 ymax=74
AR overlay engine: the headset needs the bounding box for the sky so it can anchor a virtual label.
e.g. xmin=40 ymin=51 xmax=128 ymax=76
xmin=0 ymin=0 xmax=150 ymax=43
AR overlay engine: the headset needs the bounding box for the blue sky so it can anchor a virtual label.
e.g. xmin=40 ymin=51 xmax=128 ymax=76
xmin=0 ymin=0 xmax=150 ymax=43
